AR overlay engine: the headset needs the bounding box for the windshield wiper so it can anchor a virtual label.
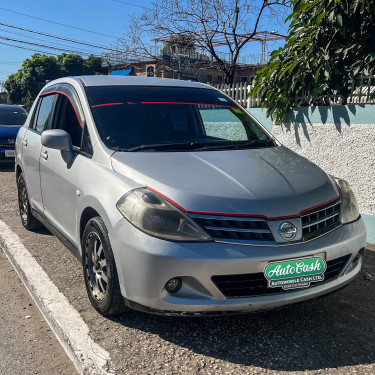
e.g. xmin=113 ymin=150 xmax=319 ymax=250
xmin=193 ymin=139 xmax=276 ymax=151
xmin=126 ymin=142 xmax=205 ymax=152
xmin=235 ymin=139 xmax=276 ymax=149
xmin=117 ymin=139 xmax=276 ymax=152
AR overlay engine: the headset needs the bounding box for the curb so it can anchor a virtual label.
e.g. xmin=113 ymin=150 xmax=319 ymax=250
xmin=0 ymin=219 xmax=114 ymax=375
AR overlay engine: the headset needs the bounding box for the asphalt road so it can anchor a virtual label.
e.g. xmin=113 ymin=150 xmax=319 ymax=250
xmin=1 ymin=164 xmax=374 ymax=375
xmin=0 ymin=247 xmax=77 ymax=375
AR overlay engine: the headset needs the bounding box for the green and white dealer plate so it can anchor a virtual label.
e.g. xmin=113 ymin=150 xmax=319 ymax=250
xmin=264 ymin=256 xmax=327 ymax=290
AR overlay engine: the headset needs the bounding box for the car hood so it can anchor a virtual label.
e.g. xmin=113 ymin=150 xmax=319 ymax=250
xmin=111 ymin=146 xmax=339 ymax=218
xmin=0 ymin=125 xmax=21 ymax=138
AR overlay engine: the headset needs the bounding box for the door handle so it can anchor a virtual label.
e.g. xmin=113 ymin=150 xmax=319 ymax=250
xmin=41 ymin=150 xmax=48 ymax=160
xmin=23 ymin=139 xmax=28 ymax=146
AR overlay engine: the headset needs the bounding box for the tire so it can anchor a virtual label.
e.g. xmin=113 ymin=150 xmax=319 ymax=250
xmin=17 ymin=173 xmax=42 ymax=230
xmin=82 ymin=216 xmax=127 ymax=315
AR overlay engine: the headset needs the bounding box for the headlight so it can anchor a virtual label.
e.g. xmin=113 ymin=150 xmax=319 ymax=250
xmin=116 ymin=187 xmax=212 ymax=242
xmin=331 ymin=176 xmax=360 ymax=224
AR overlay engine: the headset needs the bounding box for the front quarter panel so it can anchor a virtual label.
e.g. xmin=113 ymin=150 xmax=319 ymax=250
xmin=75 ymin=153 xmax=141 ymax=254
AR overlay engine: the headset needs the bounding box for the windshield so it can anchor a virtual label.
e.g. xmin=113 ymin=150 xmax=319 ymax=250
xmin=0 ymin=106 xmax=28 ymax=126
xmin=86 ymin=86 xmax=273 ymax=151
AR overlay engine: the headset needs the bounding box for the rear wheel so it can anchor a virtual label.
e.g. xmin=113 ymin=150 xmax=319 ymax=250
xmin=82 ymin=216 xmax=126 ymax=315
xmin=17 ymin=173 xmax=42 ymax=230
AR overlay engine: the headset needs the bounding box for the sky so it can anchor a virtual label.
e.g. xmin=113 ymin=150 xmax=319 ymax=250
xmin=0 ymin=0 xmax=289 ymax=82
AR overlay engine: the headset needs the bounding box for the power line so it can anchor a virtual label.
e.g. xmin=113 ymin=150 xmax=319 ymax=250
xmin=0 ymin=28 xmax=96 ymax=56
xmin=0 ymin=40 xmax=57 ymax=55
xmin=0 ymin=32 xmax=157 ymax=64
xmin=0 ymin=22 xmax=123 ymax=54
xmin=0 ymin=7 xmax=118 ymax=39
xmin=0 ymin=60 xmax=22 ymax=64
xmin=112 ymin=0 xmax=148 ymax=9
xmin=0 ymin=35 xmax=101 ymax=56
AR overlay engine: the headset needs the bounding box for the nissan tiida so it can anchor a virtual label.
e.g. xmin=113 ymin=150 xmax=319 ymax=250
xmin=15 ymin=76 xmax=366 ymax=315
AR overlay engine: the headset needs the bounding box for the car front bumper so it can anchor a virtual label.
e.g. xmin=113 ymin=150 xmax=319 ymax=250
xmin=109 ymin=217 xmax=367 ymax=314
xmin=0 ymin=147 xmax=16 ymax=163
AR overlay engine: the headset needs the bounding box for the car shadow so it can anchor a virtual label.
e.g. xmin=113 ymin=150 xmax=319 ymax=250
xmin=0 ymin=164 xmax=15 ymax=173
xmin=109 ymin=249 xmax=375 ymax=372
xmin=32 ymin=226 xmax=53 ymax=236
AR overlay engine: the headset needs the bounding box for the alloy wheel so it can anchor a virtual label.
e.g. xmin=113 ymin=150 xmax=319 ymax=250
xmin=85 ymin=231 xmax=108 ymax=301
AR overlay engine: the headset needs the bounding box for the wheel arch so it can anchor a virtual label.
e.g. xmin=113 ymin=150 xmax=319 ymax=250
xmin=80 ymin=207 xmax=101 ymax=245
xmin=16 ymin=164 xmax=22 ymax=180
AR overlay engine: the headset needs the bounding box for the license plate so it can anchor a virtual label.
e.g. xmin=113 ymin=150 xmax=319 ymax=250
xmin=5 ymin=150 xmax=15 ymax=158
xmin=264 ymin=256 xmax=327 ymax=290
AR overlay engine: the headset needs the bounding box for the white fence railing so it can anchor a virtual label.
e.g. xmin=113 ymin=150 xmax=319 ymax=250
xmin=211 ymin=76 xmax=375 ymax=108
xmin=210 ymin=83 xmax=259 ymax=108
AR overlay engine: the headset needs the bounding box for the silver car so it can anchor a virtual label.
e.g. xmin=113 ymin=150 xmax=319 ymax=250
xmin=15 ymin=76 xmax=367 ymax=316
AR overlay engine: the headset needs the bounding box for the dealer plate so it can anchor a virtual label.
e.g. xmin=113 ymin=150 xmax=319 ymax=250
xmin=5 ymin=150 xmax=15 ymax=158
xmin=264 ymin=256 xmax=327 ymax=290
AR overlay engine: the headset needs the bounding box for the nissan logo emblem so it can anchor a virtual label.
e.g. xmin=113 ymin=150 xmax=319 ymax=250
xmin=278 ymin=222 xmax=297 ymax=240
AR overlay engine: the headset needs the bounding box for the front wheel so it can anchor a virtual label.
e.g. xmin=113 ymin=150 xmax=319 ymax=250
xmin=82 ymin=216 xmax=127 ymax=315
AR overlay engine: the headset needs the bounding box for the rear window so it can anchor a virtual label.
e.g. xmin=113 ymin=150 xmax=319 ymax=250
xmin=0 ymin=106 xmax=28 ymax=126
xmin=86 ymin=86 xmax=270 ymax=151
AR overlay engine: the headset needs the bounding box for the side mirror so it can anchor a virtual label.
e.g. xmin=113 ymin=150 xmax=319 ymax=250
xmin=41 ymin=129 xmax=74 ymax=164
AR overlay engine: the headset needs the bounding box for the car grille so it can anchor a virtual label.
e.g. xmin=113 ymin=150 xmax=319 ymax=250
xmin=301 ymin=200 xmax=341 ymax=241
xmin=0 ymin=138 xmax=16 ymax=148
xmin=212 ymin=254 xmax=351 ymax=298
xmin=189 ymin=214 xmax=274 ymax=243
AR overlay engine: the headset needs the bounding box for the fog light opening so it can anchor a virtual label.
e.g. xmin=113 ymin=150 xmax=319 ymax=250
xmin=166 ymin=277 xmax=182 ymax=293
xmin=346 ymin=248 xmax=365 ymax=274
xmin=352 ymin=248 xmax=364 ymax=265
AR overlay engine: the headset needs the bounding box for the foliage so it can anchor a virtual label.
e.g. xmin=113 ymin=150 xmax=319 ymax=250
xmin=4 ymin=53 xmax=107 ymax=106
xmin=251 ymin=0 xmax=375 ymax=124
xmin=123 ymin=0 xmax=290 ymax=83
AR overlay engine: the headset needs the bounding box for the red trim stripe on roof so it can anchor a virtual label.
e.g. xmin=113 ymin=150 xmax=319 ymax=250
xmin=140 ymin=102 xmax=235 ymax=108
xmin=91 ymin=102 xmax=124 ymax=108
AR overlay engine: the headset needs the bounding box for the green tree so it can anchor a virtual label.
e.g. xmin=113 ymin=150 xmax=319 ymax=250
xmin=83 ymin=55 xmax=108 ymax=75
xmin=6 ymin=54 xmax=61 ymax=105
xmin=251 ymin=0 xmax=375 ymax=123
xmin=4 ymin=53 xmax=107 ymax=106
xmin=57 ymin=53 xmax=85 ymax=76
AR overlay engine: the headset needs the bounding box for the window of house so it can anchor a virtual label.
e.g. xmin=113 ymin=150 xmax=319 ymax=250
xmin=207 ymin=74 xmax=213 ymax=82
xmin=147 ymin=66 xmax=155 ymax=77
xmin=217 ymin=75 xmax=223 ymax=82
xmin=240 ymin=76 xmax=247 ymax=83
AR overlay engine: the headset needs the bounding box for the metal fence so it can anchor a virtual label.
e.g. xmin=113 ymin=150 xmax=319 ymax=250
xmin=211 ymin=76 xmax=375 ymax=108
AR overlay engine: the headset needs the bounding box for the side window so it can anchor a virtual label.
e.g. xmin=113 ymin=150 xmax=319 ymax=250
xmin=32 ymin=95 xmax=56 ymax=133
xmin=54 ymin=95 xmax=83 ymax=148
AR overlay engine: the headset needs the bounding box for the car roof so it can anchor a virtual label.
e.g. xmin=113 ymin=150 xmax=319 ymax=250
xmin=74 ymin=75 xmax=213 ymax=89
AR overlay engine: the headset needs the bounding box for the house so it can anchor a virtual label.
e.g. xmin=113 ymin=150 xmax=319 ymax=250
xmin=103 ymin=45 xmax=269 ymax=84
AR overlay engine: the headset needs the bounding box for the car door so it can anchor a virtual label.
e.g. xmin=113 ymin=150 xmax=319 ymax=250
xmin=39 ymin=84 xmax=93 ymax=247
xmin=21 ymin=91 xmax=58 ymax=214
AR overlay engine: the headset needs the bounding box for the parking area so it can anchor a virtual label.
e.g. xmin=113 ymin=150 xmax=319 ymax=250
xmin=1 ymin=164 xmax=374 ymax=375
